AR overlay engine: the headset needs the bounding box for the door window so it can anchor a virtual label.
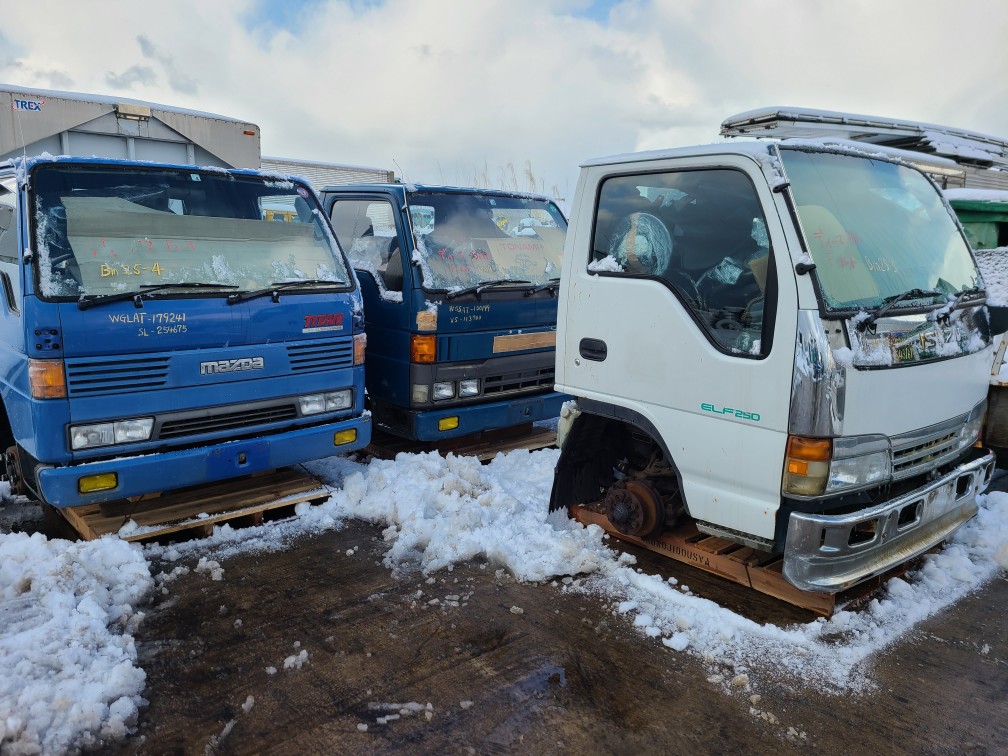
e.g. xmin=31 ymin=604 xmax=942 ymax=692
xmin=330 ymin=199 xmax=403 ymax=295
xmin=590 ymin=169 xmax=774 ymax=357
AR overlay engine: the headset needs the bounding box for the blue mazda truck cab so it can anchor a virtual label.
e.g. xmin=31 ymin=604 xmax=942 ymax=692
xmin=0 ymin=155 xmax=370 ymax=509
xmin=320 ymin=183 xmax=568 ymax=441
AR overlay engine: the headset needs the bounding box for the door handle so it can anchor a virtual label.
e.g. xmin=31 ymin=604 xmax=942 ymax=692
xmin=579 ymin=338 xmax=607 ymax=361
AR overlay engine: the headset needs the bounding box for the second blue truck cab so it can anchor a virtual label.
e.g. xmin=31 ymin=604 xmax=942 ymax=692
xmin=320 ymin=184 xmax=568 ymax=441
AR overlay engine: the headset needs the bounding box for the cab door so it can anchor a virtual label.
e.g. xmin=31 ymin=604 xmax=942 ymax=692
xmin=557 ymin=155 xmax=799 ymax=541
xmin=327 ymin=193 xmax=412 ymax=406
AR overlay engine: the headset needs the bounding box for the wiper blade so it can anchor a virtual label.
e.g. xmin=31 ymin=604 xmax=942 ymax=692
xmin=952 ymin=285 xmax=985 ymax=304
xmin=936 ymin=285 xmax=985 ymax=316
xmin=226 ymin=279 xmax=342 ymax=305
xmin=525 ymin=277 xmax=561 ymax=297
xmin=444 ymin=279 xmax=531 ymax=300
xmin=857 ymin=288 xmax=946 ymax=331
xmin=77 ymin=282 xmax=238 ymax=311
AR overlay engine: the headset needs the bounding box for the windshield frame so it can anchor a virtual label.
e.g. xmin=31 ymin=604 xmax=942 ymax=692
xmin=407 ymin=189 xmax=568 ymax=295
xmin=28 ymin=161 xmax=356 ymax=304
xmin=778 ymin=146 xmax=983 ymax=317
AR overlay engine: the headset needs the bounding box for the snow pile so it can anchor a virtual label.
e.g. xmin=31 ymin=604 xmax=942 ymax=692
xmin=0 ymin=533 xmax=152 ymax=753
xmin=944 ymin=188 xmax=1008 ymax=204
xmin=583 ymin=488 xmax=1008 ymax=692
xmin=587 ymin=255 xmax=623 ymax=273
xmin=302 ymin=449 xmax=1007 ymax=692
xmin=975 ymin=248 xmax=1008 ymax=306
xmin=313 ymin=449 xmax=616 ymax=581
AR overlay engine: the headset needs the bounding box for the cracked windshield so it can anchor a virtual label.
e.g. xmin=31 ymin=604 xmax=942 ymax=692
xmin=410 ymin=191 xmax=567 ymax=291
xmin=32 ymin=165 xmax=350 ymax=299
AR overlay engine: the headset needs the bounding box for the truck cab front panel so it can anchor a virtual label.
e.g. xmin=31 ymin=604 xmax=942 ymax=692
xmin=555 ymin=141 xmax=996 ymax=592
xmin=0 ymin=158 xmax=371 ymax=507
xmin=324 ymin=185 xmax=569 ymax=442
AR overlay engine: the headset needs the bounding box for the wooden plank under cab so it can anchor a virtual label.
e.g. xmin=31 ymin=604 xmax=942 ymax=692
xmin=59 ymin=467 xmax=331 ymax=542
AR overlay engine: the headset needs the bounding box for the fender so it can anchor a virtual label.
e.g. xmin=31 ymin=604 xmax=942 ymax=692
xmin=548 ymin=397 xmax=685 ymax=512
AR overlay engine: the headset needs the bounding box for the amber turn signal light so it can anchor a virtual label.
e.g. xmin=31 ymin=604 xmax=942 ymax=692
xmin=29 ymin=359 xmax=67 ymax=399
xmin=410 ymin=334 xmax=436 ymax=364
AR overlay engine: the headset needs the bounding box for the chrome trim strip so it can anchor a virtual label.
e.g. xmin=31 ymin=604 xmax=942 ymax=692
xmin=789 ymin=310 xmax=845 ymax=436
xmin=890 ymin=410 xmax=970 ymax=453
xmin=782 ymin=452 xmax=994 ymax=592
xmin=890 ymin=402 xmax=982 ymax=481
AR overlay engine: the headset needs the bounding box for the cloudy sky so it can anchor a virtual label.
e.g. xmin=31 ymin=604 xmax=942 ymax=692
xmin=1 ymin=0 xmax=1006 ymax=199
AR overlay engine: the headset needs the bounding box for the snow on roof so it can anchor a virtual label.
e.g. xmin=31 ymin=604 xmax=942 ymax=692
xmin=580 ymin=139 xmax=775 ymax=168
xmin=722 ymin=106 xmax=1008 ymax=169
xmin=0 ymin=82 xmax=256 ymax=126
xmin=943 ymin=187 xmax=1008 ymax=203
xmin=578 ymin=138 xmax=930 ymax=180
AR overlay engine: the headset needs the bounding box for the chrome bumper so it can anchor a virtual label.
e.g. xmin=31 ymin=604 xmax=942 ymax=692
xmin=783 ymin=452 xmax=995 ymax=593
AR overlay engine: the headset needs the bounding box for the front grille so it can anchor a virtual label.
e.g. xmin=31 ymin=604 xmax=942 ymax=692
xmin=891 ymin=421 xmax=965 ymax=480
xmin=158 ymin=403 xmax=299 ymax=440
xmin=66 ymin=356 xmax=170 ymax=396
xmin=287 ymin=338 xmax=354 ymax=373
xmin=483 ymin=367 xmax=555 ymax=396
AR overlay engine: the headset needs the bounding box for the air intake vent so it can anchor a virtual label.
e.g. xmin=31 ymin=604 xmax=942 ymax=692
xmin=891 ymin=416 xmax=967 ymax=480
xmin=66 ymin=356 xmax=170 ymax=396
xmin=892 ymin=430 xmax=962 ymax=478
xmin=158 ymin=404 xmax=298 ymax=440
xmin=483 ymin=367 xmax=555 ymax=396
xmin=287 ymin=338 xmax=354 ymax=373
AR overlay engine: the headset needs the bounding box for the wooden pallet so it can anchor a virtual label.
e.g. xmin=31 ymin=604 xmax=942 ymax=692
xmin=366 ymin=423 xmax=557 ymax=462
xmin=59 ymin=467 xmax=332 ymax=543
xmin=570 ymin=505 xmax=917 ymax=616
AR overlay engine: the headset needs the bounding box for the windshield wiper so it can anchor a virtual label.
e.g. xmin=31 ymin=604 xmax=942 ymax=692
xmin=857 ymin=288 xmax=946 ymax=331
xmin=948 ymin=285 xmax=985 ymax=307
xmin=444 ymin=279 xmax=532 ymax=300
xmin=77 ymin=282 xmax=238 ymax=311
xmin=226 ymin=279 xmax=343 ymax=305
xmin=525 ymin=277 xmax=561 ymax=297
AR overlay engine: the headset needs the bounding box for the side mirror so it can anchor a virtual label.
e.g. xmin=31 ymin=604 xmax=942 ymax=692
xmin=987 ymin=305 xmax=1008 ymax=337
xmin=410 ymin=205 xmax=435 ymax=236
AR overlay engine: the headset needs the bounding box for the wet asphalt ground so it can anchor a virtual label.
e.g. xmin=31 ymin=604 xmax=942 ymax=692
xmin=118 ymin=510 xmax=1007 ymax=754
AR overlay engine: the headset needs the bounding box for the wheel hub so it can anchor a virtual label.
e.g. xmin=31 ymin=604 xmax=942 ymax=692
xmin=603 ymin=479 xmax=663 ymax=537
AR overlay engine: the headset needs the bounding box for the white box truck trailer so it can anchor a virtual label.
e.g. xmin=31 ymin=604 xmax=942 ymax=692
xmin=1 ymin=84 xmax=260 ymax=168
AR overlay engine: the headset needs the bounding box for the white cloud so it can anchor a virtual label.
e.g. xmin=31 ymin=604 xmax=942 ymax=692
xmin=0 ymin=0 xmax=1005 ymax=199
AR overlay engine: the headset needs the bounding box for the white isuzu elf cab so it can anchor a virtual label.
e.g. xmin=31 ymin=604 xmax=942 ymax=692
xmin=550 ymin=140 xmax=997 ymax=592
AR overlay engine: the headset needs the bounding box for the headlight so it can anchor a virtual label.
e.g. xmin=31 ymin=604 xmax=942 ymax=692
xmin=325 ymin=390 xmax=353 ymax=411
xmin=826 ymin=443 xmax=891 ymax=492
xmin=71 ymin=418 xmax=154 ymax=450
xmin=301 ymin=390 xmax=354 ymax=415
xmin=432 ymin=381 xmax=454 ymax=400
xmin=783 ymin=434 xmax=892 ymax=496
xmin=459 ymin=379 xmax=480 ymax=397
xmin=959 ymin=403 xmax=985 ymax=450
xmin=299 ymin=394 xmax=327 ymax=415
xmin=412 ymin=384 xmax=430 ymax=403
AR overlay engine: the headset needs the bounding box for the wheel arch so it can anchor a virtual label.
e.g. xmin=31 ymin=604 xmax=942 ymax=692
xmin=548 ymin=397 xmax=687 ymax=513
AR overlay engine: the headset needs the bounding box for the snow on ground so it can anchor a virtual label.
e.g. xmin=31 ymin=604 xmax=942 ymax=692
xmin=1 ymin=450 xmax=1007 ymax=751
xmin=0 ymin=525 xmax=151 ymax=752
xmin=975 ymin=247 xmax=1008 ymax=306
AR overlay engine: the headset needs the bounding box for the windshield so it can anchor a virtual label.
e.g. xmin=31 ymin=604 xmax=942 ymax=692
xmin=782 ymin=149 xmax=980 ymax=311
xmin=31 ymin=164 xmax=351 ymax=300
xmin=409 ymin=191 xmax=567 ymax=291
